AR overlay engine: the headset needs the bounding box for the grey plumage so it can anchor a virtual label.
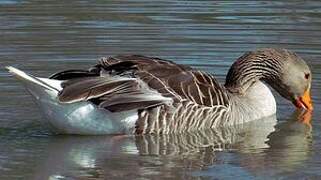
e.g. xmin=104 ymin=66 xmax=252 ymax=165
xmin=225 ymin=49 xmax=284 ymax=94
xmin=51 ymin=55 xmax=230 ymax=134
xmin=48 ymin=49 xmax=312 ymax=134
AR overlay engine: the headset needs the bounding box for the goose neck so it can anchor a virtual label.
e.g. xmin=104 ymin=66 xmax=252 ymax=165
xmin=224 ymin=50 xmax=283 ymax=94
xmin=227 ymin=81 xmax=277 ymax=124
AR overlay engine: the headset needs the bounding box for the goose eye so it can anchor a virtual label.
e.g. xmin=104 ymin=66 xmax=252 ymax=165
xmin=304 ymin=73 xmax=310 ymax=79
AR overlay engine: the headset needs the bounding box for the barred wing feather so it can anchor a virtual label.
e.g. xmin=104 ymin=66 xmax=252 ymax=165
xmin=98 ymin=55 xmax=229 ymax=107
xmin=52 ymin=55 xmax=229 ymax=113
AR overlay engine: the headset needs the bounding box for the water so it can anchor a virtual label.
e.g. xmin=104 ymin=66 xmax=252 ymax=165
xmin=0 ymin=0 xmax=321 ymax=179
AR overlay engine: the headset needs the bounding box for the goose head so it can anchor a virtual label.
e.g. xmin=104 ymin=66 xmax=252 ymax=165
xmin=225 ymin=48 xmax=313 ymax=111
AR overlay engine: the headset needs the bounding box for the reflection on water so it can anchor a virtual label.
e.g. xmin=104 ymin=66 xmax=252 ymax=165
xmin=1 ymin=0 xmax=321 ymax=179
xmin=136 ymin=115 xmax=277 ymax=156
xmin=1 ymin=112 xmax=307 ymax=179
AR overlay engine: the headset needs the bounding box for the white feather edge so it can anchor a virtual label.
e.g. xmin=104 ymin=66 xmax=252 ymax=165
xmin=6 ymin=66 xmax=173 ymax=105
xmin=5 ymin=66 xmax=139 ymax=134
xmin=6 ymin=66 xmax=63 ymax=91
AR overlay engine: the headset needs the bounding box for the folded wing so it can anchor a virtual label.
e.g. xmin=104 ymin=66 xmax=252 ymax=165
xmin=50 ymin=55 xmax=229 ymax=112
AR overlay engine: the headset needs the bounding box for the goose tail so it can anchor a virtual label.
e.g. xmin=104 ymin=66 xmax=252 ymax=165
xmin=6 ymin=66 xmax=62 ymax=99
xmin=6 ymin=66 xmax=133 ymax=135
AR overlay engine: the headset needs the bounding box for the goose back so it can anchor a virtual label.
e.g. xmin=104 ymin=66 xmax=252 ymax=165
xmin=50 ymin=55 xmax=230 ymax=134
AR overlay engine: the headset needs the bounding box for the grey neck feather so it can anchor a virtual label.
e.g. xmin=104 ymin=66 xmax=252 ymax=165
xmin=224 ymin=49 xmax=284 ymax=94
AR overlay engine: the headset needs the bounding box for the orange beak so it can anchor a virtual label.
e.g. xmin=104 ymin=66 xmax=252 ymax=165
xmin=294 ymin=88 xmax=313 ymax=110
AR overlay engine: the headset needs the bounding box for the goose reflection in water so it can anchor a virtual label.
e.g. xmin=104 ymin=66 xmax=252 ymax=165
xmin=33 ymin=111 xmax=312 ymax=179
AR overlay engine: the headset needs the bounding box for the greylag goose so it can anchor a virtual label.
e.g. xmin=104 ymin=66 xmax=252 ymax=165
xmin=6 ymin=48 xmax=313 ymax=135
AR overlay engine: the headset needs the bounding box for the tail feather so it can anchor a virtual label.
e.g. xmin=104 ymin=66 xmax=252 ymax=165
xmin=6 ymin=66 xmax=62 ymax=92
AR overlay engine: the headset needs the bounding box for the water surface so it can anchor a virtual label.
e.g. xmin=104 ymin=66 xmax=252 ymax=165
xmin=0 ymin=0 xmax=321 ymax=179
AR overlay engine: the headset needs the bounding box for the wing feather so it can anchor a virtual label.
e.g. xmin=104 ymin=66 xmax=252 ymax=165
xmin=51 ymin=55 xmax=229 ymax=112
xmin=58 ymin=77 xmax=138 ymax=103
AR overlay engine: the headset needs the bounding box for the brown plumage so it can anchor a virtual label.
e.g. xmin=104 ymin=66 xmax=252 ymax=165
xmin=50 ymin=55 xmax=230 ymax=134
xmin=52 ymin=55 xmax=229 ymax=109
xmin=8 ymin=48 xmax=312 ymax=135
